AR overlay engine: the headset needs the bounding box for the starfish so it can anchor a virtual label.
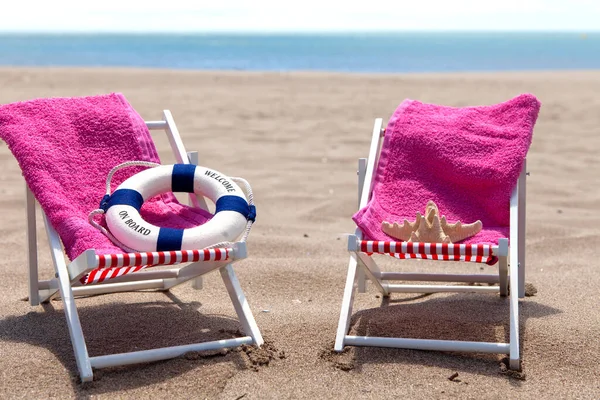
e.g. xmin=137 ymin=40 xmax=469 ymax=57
xmin=381 ymin=201 xmax=482 ymax=243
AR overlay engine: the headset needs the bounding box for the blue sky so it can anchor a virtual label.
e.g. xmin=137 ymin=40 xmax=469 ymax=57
xmin=2 ymin=0 xmax=599 ymax=32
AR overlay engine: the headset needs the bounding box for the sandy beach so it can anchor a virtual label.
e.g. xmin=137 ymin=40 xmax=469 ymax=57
xmin=0 ymin=67 xmax=599 ymax=399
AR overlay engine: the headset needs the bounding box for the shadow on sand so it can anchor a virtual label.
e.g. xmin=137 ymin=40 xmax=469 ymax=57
xmin=327 ymin=291 xmax=561 ymax=386
xmin=0 ymin=291 xmax=252 ymax=397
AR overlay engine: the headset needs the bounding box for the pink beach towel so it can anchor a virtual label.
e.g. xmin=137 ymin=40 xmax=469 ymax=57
xmin=0 ymin=93 xmax=211 ymax=260
xmin=353 ymin=94 xmax=541 ymax=247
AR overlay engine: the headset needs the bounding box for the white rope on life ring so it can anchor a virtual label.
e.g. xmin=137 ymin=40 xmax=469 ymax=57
xmin=91 ymin=162 xmax=255 ymax=252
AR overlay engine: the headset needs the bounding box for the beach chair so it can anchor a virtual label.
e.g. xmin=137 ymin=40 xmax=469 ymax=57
xmin=335 ymin=95 xmax=539 ymax=370
xmin=2 ymin=96 xmax=263 ymax=382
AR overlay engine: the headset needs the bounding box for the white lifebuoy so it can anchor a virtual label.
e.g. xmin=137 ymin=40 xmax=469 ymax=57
xmin=101 ymin=164 xmax=254 ymax=252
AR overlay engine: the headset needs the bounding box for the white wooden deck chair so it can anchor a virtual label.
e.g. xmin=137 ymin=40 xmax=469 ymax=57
xmin=335 ymin=118 xmax=528 ymax=370
xmin=24 ymin=111 xmax=263 ymax=382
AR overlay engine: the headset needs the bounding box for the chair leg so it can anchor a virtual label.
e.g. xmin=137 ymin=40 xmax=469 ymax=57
xmin=518 ymin=162 xmax=527 ymax=299
xmin=499 ymin=255 xmax=508 ymax=297
xmin=356 ymin=253 xmax=389 ymax=296
xmin=43 ymin=211 xmax=93 ymax=381
xmin=357 ymin=268 xmax=367 ymax=293
xmin=335 ymin=255 xmax=359 ymax=351
xmin=219 ymin=264 xmax=264 ymax=346
xmin=55 ymin=258 xmax=93 ymax=382
xmin=509 ymin=255 xmax=521 ymax=371
xmin=26 ymin=186 xmax=40 ymax=306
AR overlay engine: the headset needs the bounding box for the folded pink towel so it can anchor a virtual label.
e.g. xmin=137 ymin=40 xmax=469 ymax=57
xmin=353 ymin=94 xmax=541 ymax=247
xmin=0 ymin=93 xmax=211 ymax=260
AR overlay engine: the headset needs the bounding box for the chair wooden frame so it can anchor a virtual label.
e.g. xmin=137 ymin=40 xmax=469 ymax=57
xmin=24 ymin=110 xmax=263 ymax=382
xmin=335 ymin=118 xmax=527 ymax=370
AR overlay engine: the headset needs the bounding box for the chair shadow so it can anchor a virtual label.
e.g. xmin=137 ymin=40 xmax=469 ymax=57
xmin=0 ymin=291 xmax=251 ymax=397
xmin=344 ymin=291 xmax=561 ymax=385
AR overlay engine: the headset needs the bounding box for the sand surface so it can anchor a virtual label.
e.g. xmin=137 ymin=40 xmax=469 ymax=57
xmin=0 ymin=68 xmax=599 ymax=399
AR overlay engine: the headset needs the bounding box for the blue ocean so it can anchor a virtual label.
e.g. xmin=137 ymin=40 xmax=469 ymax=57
xmin=0 ymin=32 xmax=598 ymax=73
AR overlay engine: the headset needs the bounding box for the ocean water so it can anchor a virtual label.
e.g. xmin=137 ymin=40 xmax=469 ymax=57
xmin=0 ymin=32 xmax=598 ymax=73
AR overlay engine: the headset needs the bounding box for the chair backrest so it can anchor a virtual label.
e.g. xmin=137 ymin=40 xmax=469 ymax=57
xmin=353 ymin=95 xmax=540 ymax=246
xmin=0 ymin=94 xmax=209 ymax=259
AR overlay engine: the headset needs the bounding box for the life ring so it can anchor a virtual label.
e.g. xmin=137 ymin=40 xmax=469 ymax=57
xmin=100 ymin=164 xmax=255 ymax=252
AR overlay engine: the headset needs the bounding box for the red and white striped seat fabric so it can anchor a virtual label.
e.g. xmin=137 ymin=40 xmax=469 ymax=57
xmin=82 ymin=248 xmax=230 ymax=285
xmin=358 ymin=240 xmax=496 ymax=264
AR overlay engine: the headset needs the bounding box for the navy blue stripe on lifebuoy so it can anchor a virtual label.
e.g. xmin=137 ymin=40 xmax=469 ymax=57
xmin=215 ymin=195 xmax=253 ymax=220
xmin=157 ymin=227 xmax=184 ymax=251
xmin=105 ymin=189 xmax=144 ymax=211
xmin=172 ymin=164 xmax=197 ymax=193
